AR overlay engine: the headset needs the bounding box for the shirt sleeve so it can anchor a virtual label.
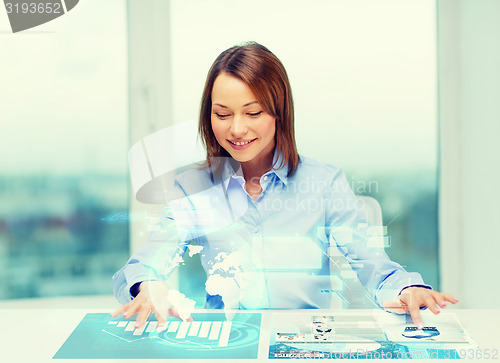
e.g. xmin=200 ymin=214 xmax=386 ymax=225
xmin=112 ymin=185 xmax=196 ymax=305
xmin=323 ymin=168 xmax=432 ymax=307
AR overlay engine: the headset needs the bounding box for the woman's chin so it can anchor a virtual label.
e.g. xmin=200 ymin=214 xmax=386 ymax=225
xmin=223 ymin=149 xmax=253 ymax=163
xmin=230 ymin=155 xmax=252 ymax=163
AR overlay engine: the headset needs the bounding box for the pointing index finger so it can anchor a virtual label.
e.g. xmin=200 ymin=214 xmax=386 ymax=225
xmin=135 ymin=308 xmax=152 ymax=329
xmin=408 ymin=304 xmax=424 ymax=329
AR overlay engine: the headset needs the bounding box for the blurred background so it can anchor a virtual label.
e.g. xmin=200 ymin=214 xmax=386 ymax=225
xmin=0 ymin=0 xmax=129 ymax=301
xmin=0 ymin=0 xmax=498 ymax=308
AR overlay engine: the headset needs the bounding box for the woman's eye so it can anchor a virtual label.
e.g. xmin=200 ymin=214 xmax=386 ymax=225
xmin=215 ymin=113 xmax=230 ymax=119
xmin=248 ymin=111 xmax=263 ymax=117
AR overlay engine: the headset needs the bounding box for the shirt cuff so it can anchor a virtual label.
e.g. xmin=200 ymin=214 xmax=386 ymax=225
xmin=130 ymin=282 xmax=142 ymax=298
xmin=376 ymin=271 xmax=432 ymax=306
xmin=399 ymin=284 xmax=433 ymax=296
xmin=125 ymin=276 xmax=160 ymax=301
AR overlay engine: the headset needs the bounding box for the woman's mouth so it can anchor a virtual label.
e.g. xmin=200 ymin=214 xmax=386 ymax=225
xmin=228 ymin=138 xmax=256 ymax=150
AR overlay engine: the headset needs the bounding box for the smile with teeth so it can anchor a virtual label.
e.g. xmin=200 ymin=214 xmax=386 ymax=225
xmin=229 ymin=139 xmax=256 ymax=146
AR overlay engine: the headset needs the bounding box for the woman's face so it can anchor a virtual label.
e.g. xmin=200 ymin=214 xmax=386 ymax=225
xmin=211 ymin=72 xmax=276 ymax=166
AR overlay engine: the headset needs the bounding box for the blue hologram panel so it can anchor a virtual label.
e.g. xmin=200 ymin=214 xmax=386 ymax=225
xmin=54 ymin=312 xmax=261 ymax=359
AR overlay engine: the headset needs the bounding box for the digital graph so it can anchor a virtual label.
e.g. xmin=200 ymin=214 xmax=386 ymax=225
xmin=54 ymin=312 xmax=261 ymax=359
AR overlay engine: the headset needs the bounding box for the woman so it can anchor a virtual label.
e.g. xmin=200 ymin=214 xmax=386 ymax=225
xmin=112 ymin=42 xmax=457 ymax=330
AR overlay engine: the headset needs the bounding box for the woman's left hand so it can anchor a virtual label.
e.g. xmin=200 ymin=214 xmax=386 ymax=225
xmin=382 ymin=287 xmax=458 ymax=328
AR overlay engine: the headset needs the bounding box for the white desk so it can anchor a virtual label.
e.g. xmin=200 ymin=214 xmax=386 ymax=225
xmin=0 ymin=296 xmax=499 ymax=362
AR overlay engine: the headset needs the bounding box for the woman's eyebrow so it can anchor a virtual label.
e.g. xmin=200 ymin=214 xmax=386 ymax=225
xmin=212 ymin=101 xmax=259 ymax=108
xmin=243 ymin=101 xmax=258 ymax=107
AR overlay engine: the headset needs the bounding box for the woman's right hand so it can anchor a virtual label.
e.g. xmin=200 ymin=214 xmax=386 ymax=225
xmin=110 ymin=281 xmax=193 ymax=329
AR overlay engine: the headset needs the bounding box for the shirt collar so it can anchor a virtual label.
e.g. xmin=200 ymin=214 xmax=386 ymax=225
xmin=219 ymin=148 xmax=289 ymax=188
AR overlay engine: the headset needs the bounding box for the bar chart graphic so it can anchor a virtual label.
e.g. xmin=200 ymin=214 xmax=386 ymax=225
xmin=54 ymin=312 xmax=261 ymax=359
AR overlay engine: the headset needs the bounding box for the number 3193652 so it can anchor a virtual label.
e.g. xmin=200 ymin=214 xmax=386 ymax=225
xmin=5 ymin=2 xmax=62 ymax=14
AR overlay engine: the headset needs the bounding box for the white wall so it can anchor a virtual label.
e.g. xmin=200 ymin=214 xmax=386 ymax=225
xmin=438 ymin=0 xmax=500 ymax=308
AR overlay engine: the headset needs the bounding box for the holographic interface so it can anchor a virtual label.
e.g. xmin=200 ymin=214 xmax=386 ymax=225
xmin=53 ymin=312 xmax=261 ymax=359
xmin=268 ymin=312 xmax=473 ymax=360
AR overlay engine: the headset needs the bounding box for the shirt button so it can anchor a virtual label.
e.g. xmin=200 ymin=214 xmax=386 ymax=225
xmin=253 ymin=226 xmax=260 ymax=233
xmin=263 ymin=176 xmax=268 ymax=181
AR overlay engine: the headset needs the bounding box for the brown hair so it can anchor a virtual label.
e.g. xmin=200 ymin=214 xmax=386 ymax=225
xmin=198 ymin=41 xmax=300 ymax=177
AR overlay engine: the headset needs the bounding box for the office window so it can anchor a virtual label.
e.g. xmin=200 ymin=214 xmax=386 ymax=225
xmin=0 ymin=0 xmax=128 ymax=299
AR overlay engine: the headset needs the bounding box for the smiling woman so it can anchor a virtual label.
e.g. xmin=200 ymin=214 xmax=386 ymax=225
xmin=199 ymin=43 xmax=299 ymax=201
xmin=211 ymin=74 xmax=276 ymax=161
xmin=199 ymin=43 xmax=299 ymax=176
xmin=210 ymin=74 xmax=276 ymax=200
xmin=112 ymin=42 xmax=457 ymax=330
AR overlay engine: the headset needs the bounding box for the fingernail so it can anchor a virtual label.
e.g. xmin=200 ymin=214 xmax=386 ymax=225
xmin=440 ymin=303 xmax=447 ymax=307
xmin=418 ymin=323 xmax=424 ymax=329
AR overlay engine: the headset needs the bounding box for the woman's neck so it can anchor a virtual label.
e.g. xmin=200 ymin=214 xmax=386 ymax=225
xmin=241 ymin=149 xmax=275 ymax=184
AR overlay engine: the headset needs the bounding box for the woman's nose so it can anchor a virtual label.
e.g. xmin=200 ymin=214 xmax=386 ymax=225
xmin=229 ymin=116 xmax=248 ymax=137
